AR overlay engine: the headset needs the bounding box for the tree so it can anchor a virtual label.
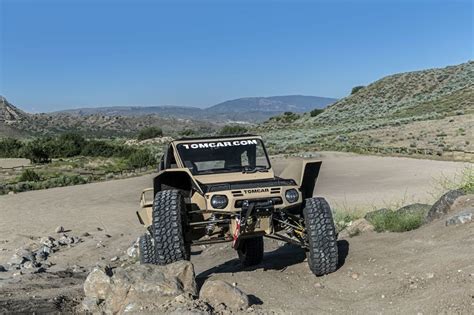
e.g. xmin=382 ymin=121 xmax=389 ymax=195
xmin=351 ymin=86 xmax=365 ymax=95
xmin=22 ymin=140 xmax=50 ymax=164
xmin=219 ymin=125 xmax=248 ymax=136
xmin=137 ymin=127 xmax=163 ymax=141
xmin=310 ymin=108 xmax=324 ymax=117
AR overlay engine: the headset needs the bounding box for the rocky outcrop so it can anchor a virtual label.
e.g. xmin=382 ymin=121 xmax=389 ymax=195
xmin=425 ymin=190 xmax=465 ymax=223
xmin=82 ymin=261 xmax=197 ymax=314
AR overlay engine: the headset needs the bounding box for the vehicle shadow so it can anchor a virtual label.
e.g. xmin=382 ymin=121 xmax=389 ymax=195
xmin=196 ymin=240 xmax=349 ymax=289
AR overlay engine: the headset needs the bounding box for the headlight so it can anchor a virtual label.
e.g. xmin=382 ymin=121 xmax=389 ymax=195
xmin=211 ymin=195 xmax=228 ymax=209
xmin=285 ymin=189 xmax=299 ymax=203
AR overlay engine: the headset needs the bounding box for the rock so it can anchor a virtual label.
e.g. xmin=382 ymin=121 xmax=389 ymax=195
xmin=199 ymin=280 xmax=250 ymax=310
xmin=40 ymin=236 xmax=55 ymax=248
xmin=0 ymin=265 xmax=7 ymax=272
xmin=396 ymin=203 xmax=431 ymax=217
xmin=126 ymin=238 xmax=140 ymax=259
xmin=81 ymin=232 xmax=91 ymax=237
xmin=83 ymin=261 xmax=197 ymax=314
xmin=351 ymin=272 xmax=360 ymax=280
xmin=364 ymin=208 xmax=391 ymax=222
xmin=425 ymin=190 xmax=465 ymax=223
xmin=55 ymin=226 xmax=65 ymax=233
xmin=110 ymin=256 xmax=119 ymax=262
xmin=8 ymin=254 xmax=25 ymax=266
xmin=445 ymin=208 xmax=473 ymax=226
xmin=58 ymin=234 xmax=74 ymax=246
xmin=339 ymin=218 xmax=374 ymax=238
xmin=8 ymin=191 xmax=15 ymax=195
xmin=83 ymin=266 xmax=112 ymax=301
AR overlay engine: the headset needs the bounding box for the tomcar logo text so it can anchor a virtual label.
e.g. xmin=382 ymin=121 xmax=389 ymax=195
xmin=181 ymin=139 xmax=258 ymax=149
xmin=244 ymin=188 xmax=269 ymax=194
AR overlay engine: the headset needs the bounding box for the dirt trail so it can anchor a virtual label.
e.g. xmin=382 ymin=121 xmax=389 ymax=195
xmin=0 ymin=152 xmax=472 ymax=313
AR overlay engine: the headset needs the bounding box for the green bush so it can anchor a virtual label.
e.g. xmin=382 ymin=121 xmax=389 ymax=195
xmin=180 ymin=129 xmax=197 ymax=137
xmin=18 ymin=169 xmax=41 ymax=182
xmin=126 ymin=150 xmax=157 ymax=169
xmin=0 ymin=138 xmax=23 ymax=158
xmin=81 ymin=140 xmax=118 ymax=157
xmin=351 ymin=85 xmax=365 ymax=95
xmin=22 ymin=140 xmax=51 ymax=164
xmin=137 ymin=127 xmax=163 ymax=141
xmin=367 ymin=211 xmax=423 ymax=232
xmin=219 ymin=125 xmax=248 ymax=136
xmin=310 ymin=108 xmax=324 ymax=117
xmin=55 ymin=132 xmax=86 ymax=157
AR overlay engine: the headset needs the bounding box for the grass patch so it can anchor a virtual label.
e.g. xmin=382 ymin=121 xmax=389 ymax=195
xmin=333 ymin=210 xmax=363 ymax=232
xmin=432 ymin=166 xmax=474 ymax=196
xmin=367 ymin=211 xmax=424 ymax=232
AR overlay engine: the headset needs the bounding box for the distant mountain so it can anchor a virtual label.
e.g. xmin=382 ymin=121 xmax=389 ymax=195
xmin=52 ymin=95 xmax=337 ymax=122
xmin=0 ymin=96 xmax=216 ymax=138
xmin=56 ymin=105 xmax=203 ymax=119
xmin=207 ymin=95 xmax=336 ymax=113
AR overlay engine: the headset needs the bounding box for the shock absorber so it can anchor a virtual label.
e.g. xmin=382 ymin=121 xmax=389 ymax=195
xmin=205 ymin=213 xmax=218 ymax=235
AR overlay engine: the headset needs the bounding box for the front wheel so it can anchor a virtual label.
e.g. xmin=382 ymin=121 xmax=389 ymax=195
xmin=152 ymin=190 xmax=190 ymax=265
xmin=237 ymin=236 xmax=264 ymax=267
xmin=303 ymin=197 xmax=338 ymax=276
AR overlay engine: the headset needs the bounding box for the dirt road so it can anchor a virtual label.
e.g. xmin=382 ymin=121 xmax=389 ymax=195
xmin=0 ymin=152 xmax=472 ymax=313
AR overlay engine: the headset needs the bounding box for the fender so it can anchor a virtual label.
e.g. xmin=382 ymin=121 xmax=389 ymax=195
xmin=153 ymin=168 xmax=203 ymax=196
xmin=279 ymin=159 xmax=322 ymax=199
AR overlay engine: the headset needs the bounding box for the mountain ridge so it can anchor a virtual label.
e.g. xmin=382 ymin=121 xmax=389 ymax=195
xmin=51 ymin=95 xmax=337 ymax=122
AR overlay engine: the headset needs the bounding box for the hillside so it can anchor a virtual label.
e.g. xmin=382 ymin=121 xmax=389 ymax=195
xmin=259 ymin=61 xmax=474 ymax=161
xmin=314 ymin=61 xmax=473 ymax=124
xmin=0 ymin=97 xmax=216 ymax=138
xmin=0 ymin=96 xmax=31 ymax=137
xmin=52 ymin=95 xmax=337 ymax=123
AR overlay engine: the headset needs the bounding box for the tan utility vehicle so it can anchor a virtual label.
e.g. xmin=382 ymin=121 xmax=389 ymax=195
xmin=137 ymin=135 xmax=338 ymax=276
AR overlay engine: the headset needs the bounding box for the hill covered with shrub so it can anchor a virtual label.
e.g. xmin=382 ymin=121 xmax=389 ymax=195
xmin=259 ymin=61 xmax=473 ymax=160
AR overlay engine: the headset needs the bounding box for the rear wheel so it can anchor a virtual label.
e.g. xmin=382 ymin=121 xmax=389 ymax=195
xmin=152 ymin=190 xmax=190 ymax=265
xmin=303 ymin=197 xmax=338 ymax=276
xmin=139 ymin=233 xmax=157 ymax=264
xmin=237 ymin=236 xmax=264 ymax=267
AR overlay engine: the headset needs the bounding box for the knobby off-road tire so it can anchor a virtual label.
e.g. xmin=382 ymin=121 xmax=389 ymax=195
xmin=139 ymin=233 xmax=157 ymax=264
xmin=237 ymin=236 xmax=264 ymax=267
xmin=152 ymin=190 xmax=190 ymax=265
xmin=303 ymin=197 xmax=338 ymax=276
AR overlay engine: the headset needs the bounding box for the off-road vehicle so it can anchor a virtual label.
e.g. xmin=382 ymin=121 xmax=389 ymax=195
xmin=136 ymin=135 xmax=338 ymax=276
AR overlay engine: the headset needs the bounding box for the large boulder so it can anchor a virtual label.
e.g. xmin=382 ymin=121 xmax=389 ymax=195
xmin=199 ymin=279 xmax=250 ymax=311
xmin=425 ymin=190 xmax=465 ymax=223
xmin=83 ymin=261 xmax=197 ymax=314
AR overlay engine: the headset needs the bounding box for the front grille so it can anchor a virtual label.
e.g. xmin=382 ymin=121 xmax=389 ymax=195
xmin=235 ymin=197 xmax=283 ymax=208
xmin=204 ymin=178 xmax=295 ymax=193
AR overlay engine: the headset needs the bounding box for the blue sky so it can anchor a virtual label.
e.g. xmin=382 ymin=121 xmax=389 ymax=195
xmin=0 ymin=0 xmax=472 ymax=112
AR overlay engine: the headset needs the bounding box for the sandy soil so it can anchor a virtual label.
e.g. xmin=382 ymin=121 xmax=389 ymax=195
xmin=0 ymin=158 xmax=30 ymax=168
xmin=0 ymin=152 xmax=472 ymax=313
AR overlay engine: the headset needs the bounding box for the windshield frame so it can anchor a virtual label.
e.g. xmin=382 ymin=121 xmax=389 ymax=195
xmin=172 ymin=137 xmax=272 ymax=175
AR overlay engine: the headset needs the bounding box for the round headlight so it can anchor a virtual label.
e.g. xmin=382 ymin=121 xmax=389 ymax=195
xmin=211 ymin=195 xmax=228 ymax=209
xmin=285 ymin=189 xmax=299 ymax=203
